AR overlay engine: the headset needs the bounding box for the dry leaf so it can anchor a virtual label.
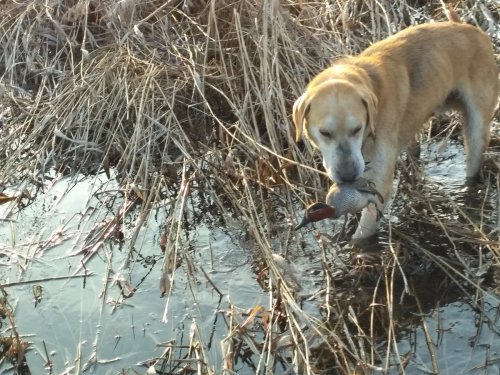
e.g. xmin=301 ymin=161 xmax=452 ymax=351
xmin=241 ymin=305 xmax=263 ymax=329
xmin=116 ymin=278 xmax=136 ymax=298
xmin=159 ymin=272 xmax=171 ymax=297
xmin=0 ymin=193 xmax=17 ymax=205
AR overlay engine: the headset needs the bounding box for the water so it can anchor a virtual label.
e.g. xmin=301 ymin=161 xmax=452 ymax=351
xmin=0 ymin=175 xmax=266 ymax=374
xmin=0 ymin=138 xmax=498 ymax=374
xmin=394 ymin=139 xmax=500 ymax=374
xmin=397 ymin=295 xmax=500 ymax=374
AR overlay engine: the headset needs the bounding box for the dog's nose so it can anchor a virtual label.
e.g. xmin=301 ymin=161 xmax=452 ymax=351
xmin=340 ymin=175 xmax=356 ymax=183
xmin=338 ymin=171 xmax=358 ymax=183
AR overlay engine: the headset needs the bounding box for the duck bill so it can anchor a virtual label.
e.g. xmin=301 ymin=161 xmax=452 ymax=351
xmin=294 ymin=216 xmax=311 ymax=231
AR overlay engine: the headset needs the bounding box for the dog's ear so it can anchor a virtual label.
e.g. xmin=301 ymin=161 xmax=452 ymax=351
xmin=292 ymin=92 xmax=310 ymax=142
xmin=359 ymin=88 xmax=377 ymax=137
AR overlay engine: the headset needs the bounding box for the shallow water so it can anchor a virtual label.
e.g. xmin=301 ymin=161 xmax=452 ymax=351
xmin=0 ymin=175 xmax=267 ymax=374
xmin=394 ymin=140 xmax=500 ymax=374
xmin=0 ymin=139 xmax=499 ymax=374
xmin=397 ymin=294 xmax=500 ymax=374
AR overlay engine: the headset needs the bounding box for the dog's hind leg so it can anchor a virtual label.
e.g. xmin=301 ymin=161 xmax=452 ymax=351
xmin=456 ymin=51 xmax=498 ymax=179
xmin=463 ymin=104 xmax=487 ymax=179
xmin=458 ymin=82 xmax=497 ymax=179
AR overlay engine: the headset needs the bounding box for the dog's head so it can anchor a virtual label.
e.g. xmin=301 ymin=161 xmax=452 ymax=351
xmin=293 ymin=79 xmax=377 ymax=183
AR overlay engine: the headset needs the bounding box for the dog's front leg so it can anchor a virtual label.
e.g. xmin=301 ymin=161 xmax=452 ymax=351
xmin=352 ymin=143 xmax=397 ymax=239
xmin=352 ymin=207 xmax=380 ymax=239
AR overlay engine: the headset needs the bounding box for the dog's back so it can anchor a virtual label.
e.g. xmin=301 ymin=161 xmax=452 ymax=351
xmin=355 ymin=19 xmax=498 ymax=172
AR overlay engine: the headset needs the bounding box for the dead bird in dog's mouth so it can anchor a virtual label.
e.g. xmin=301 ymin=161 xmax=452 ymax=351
xmin=294 ymin=177 xmax=384 ymax=231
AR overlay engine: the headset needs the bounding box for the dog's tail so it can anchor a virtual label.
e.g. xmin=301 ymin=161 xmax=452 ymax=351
xmin=441 ymin=1 xmax=462 ymax=23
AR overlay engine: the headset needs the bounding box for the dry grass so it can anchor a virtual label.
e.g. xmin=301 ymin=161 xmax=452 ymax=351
xmin=0 ymin=0 xmax=499 ymax=373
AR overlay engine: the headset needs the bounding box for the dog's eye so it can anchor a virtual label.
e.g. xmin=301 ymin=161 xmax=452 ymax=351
xmin=352 ymin=126 xmax=362 ymax=136
xmin=319 ymin=129 xmax=333 ymax=138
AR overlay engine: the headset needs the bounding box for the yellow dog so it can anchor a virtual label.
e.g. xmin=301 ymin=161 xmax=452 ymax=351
xmin=292 ymin=11 xmax=498 ymax=239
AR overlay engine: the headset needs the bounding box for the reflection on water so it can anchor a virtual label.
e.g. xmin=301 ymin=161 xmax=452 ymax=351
xmin=398 ymin=294 xmax=500 ymax=374
xmin=0 ymin=174 xmax=266 ymax=374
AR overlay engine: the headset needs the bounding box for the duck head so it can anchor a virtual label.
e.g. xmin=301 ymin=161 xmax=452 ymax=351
xmin=294 ymin=202 xmax=337 ymax=230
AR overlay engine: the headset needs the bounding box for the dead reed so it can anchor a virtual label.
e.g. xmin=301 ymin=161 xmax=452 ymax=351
xmin=0 ymin=0 xmax=499 ymax=373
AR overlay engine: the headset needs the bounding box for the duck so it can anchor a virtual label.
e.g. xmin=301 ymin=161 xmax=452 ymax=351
xmin=294 ymin=177 xmax=384 ymax=231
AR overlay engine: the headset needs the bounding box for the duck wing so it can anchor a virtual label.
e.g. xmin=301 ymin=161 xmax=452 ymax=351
xmin=352 ymin=178 xmax=384 ymax=204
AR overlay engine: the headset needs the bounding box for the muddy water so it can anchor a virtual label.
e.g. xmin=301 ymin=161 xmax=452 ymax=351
xmin=0 ymin=139 xmax=499 ymax=374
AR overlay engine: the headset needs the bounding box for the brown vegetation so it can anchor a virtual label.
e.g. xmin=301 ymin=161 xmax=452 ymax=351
xmin=0 ymin=0 xmax=499 ymax=373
